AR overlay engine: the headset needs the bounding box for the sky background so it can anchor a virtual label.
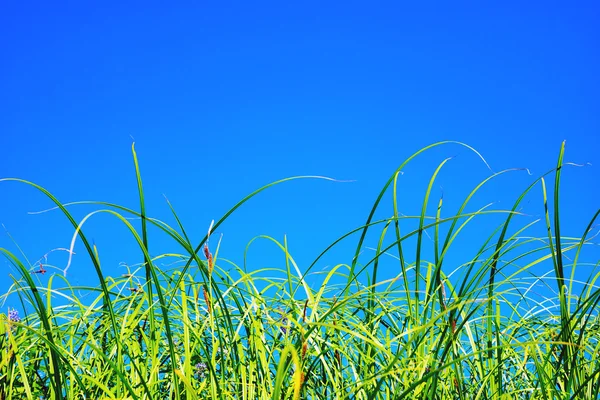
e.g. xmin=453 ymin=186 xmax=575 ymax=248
xmin=1 ymin=2 xmax=599 ymax=306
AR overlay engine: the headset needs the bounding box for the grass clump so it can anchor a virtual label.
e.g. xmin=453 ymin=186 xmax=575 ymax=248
xmin=1 ymin=141 xmax=599 ymax=399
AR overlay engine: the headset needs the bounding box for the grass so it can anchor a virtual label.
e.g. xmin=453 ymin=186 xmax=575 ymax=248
xmin=1 ymin=141 xmax=599 ymax=399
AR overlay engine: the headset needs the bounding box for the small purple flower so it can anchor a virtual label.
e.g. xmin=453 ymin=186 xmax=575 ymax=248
xmin=280 ymin=318 xmax=288 ymax=334
xmin=278 ymin=311 xmax=289 ymax=334
xmin=195 ymin=362 xmax=207 ymax=379
xmin=8 ymin=309 xmax=20 ymax=323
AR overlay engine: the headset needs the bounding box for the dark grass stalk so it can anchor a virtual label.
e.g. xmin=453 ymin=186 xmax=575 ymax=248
xmin=131 ymin=143 xmax=190 ymax=399
xmin=391 ymin=170 xmax=413 ymax=329
xmin=415 ymin=157 xmax=451 ymax=328
xmin=131 ymin=143 xmax=166 ymax=397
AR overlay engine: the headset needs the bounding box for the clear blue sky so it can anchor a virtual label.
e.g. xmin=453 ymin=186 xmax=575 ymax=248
xmin=1 ymin=2 xmax=598 ymax=301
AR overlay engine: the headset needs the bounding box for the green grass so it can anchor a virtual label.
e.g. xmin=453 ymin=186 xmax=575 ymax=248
xmin=1 ymin=141 xmax=599 ymax=399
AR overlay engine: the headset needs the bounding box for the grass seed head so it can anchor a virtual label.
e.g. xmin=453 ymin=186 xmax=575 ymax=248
xmin=204 ymin=243 xmax=214 ymax=273
xmin=203 ymin=286 xmax=211 ymax=313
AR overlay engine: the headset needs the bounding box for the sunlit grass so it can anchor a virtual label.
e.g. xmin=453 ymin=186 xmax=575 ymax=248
xmin=1 ymin=141 xmax=599 ymax=399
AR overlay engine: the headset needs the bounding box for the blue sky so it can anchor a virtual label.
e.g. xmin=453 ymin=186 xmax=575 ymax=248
xmin=1 ymin=2 xmax=598 ymax=303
